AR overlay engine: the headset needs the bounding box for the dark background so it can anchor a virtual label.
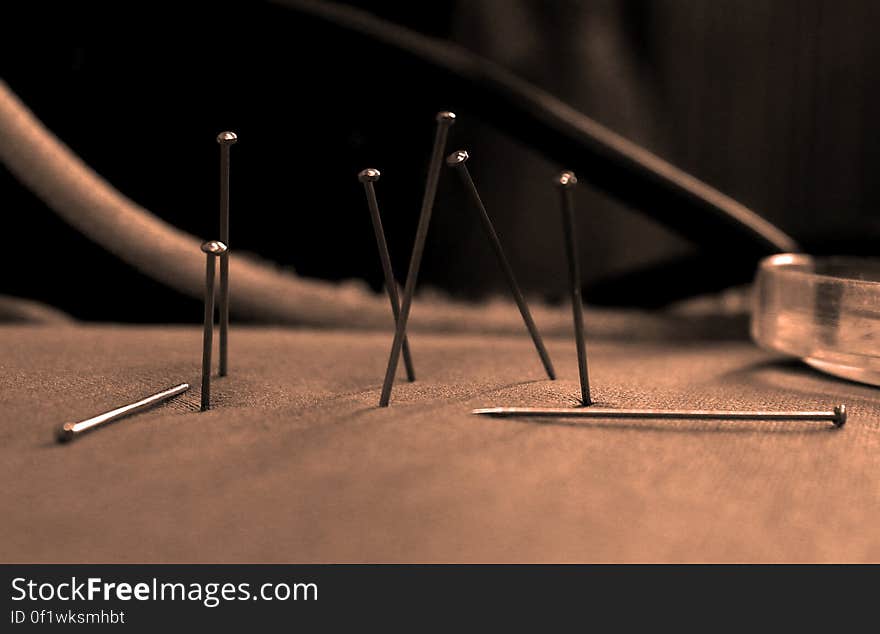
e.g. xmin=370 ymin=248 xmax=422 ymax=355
xmin=2 ymin=0 xmax=878 ymax=322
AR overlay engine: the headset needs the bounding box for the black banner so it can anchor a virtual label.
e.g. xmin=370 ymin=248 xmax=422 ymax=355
xmin=0 ymin=565 xmax=872 ymax=629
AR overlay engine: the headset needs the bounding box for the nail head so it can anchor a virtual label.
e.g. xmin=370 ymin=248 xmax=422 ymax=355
xmin=446 ymin=150 xmax=469 ymax=167
xmin=57 ymin=423 xmax=74 ymax=443
xmin=201 ymin=240 xmax=228 ymax=256
xmin=436 ymin=111 xmax=456 ymax=124
xmin=556 ymin=171 xmax=578 ymax=188
xmin=216 ymin=131 xmax=238 ymax=145
xmin=834 ymin=404 xmax=847 ymax=427
xmin=358 ymin=168 xmax=381 ymax=182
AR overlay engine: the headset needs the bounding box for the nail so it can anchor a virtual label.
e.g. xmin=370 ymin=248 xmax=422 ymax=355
xmin=556 ymin=171 xmax=591 ymax=405
xmin=359 ymin=168 xmax=417 ymax=382
xmin=201 ymin=240 xmax=228 ymax=411
xmin=379 ymin=111 xmax=456 ymax=406
xmin=472 ymin=404 xmax=848 ymax=428
xmin=446 ymin=150 xmax=556 ymax=380
xmin=217 ymin=131 xmax=237 ymax=378
xmin=57 ymin=383 xmax=190 ymax=442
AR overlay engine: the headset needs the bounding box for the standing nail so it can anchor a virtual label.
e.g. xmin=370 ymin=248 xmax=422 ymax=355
xmin=379 ymin=111 xmax=455 ymax=406
xmin=446 ymin=150 xmax=556 ymax=380
xmin=201 ymin=240 xmax=227 ymax=411
xmin=556 ymin=171 xmax=592 ymax=405
xmin=359 ymin=168 xmax=417 ymax=382
xmin=217 ymin=131 xmax=237 ymax=378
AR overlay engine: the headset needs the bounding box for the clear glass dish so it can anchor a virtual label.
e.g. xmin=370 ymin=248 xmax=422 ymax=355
xmin=751 ymin=253 xmax=880 ymax=387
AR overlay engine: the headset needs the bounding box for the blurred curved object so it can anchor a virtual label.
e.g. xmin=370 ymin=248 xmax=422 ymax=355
xmin=0 ymin=79 xmax=475 ymax=331
xmin=752 ymin=253 xmax=880 ymax=386
xmin=0 ymin=79 xmax=580 ymax=334
xmin=0 ymin=0 xmax=799 ymax=329
xmin=0 ymin=294 xmax=74 ymax=324
xmin=274 ymin=0 xmax=800 ymax=267
xmin=0 ymin=74 xmax=748 ymax=339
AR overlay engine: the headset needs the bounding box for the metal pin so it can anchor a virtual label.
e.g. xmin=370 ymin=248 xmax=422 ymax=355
xmin=556 ymin=171 xmax=591 ymax=405
xmin=359 ymin=168 xmax=416 ymax=382
xmin=217 ymin=131 xmax=237 ymax=378
xmin=57 ymin=383 xmax=190 ymax=442
xmin=379 ymin=111 xmax=456 ymax=406
xmin=472 ymin=404 xmax=847 ymax=428
xmin=446 ymin=150 xmax=556 ymax=380
xmin=201 ymin=240 xmax=228 ymax=411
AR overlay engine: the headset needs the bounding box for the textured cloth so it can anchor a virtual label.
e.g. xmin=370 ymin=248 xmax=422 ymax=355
xmin=1 ymin=323 xmax=878 ymax=562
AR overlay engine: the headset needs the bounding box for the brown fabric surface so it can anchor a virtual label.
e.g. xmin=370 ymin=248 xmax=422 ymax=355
xmin=1 ymin=323 xmax=878 ymax=562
